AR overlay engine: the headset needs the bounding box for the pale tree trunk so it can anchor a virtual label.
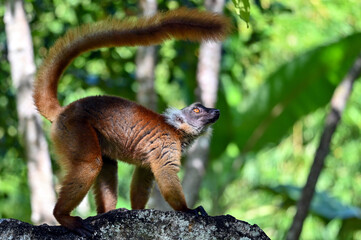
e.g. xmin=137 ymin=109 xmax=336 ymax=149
xmin=286 ymin=53 xmax=361 ymax=240
xmin=135 ymin=0 xmax=158 ymax=111
xmin=135 ymin=0 xmax=171 ymax=210
xmin=182 ymin=0 xmax=225 ymax=208
xmin=4 ymin=0 xmax=56 ymax=224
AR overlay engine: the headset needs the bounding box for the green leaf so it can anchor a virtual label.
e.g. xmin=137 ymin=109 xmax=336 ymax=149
xmin=232 ymin=0 xmax=250 ymax=27
xmin=339 ymin=218 xmax=361 ymax=239
xmin=236 ymin=33 xmax=361 ymax=152
xmin=262 ymin=184 xmax=361 ymax=220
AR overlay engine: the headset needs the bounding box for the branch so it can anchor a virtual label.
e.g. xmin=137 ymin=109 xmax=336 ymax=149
xmin=286 ymin=52 xmax=361 ymax=240
xmin=0 ymin=209 xmax=270 ymax=240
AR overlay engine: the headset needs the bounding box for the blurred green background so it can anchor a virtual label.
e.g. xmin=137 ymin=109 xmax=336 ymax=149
xmin=1 ymin=0 xmax=361 ymax=239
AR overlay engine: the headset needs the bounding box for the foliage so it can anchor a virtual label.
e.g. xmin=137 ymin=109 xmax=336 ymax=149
xmin=263 ymin=184 xmax=361 ymax=221
xmin=1 ymin=0 xmax=361 ymax=239
xmin=236 ymin=32 xmax=361 ymax=153
xmin=232 ymin=0 xmax=250 ymax=27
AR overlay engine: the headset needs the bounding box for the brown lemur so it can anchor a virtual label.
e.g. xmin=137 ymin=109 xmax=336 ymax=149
xmin=33 ymin=8 xmax=230 ymax=237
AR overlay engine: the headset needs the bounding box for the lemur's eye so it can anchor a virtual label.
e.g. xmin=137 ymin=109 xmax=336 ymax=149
xmin=193 ymin=108 xmax=200 ymax=113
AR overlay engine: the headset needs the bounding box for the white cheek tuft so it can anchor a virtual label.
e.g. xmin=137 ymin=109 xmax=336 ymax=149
xmin=163 ymin=107 xmax=185 ymax=129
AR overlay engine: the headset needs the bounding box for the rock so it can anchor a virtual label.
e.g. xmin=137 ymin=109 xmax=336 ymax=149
xmin=0 ymin=209 xmax=270 ymax=239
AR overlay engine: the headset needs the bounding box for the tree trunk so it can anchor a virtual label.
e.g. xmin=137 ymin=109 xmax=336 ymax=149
xmin=286 ymin=52 xmax=361 ymax=240
xmin=4 ymin=0 xmax=56 ymax=225
xmin=136 ymin=0 xmax=158 ymax=111
xmin=182 ymin=0 xmax=225 ymax=208
xmin=134 ymin=0 xmax=171 ymax=210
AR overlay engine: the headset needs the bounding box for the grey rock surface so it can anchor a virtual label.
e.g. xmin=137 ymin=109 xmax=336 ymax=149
xmin=0 ymin=209 xmax=270 ymax=239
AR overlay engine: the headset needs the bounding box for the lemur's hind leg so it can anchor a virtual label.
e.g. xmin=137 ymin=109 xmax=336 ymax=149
xmin=93 ymin=156 xmax=118 ymax=214
xmin=52 ymin=119 xmax=102 ymax=237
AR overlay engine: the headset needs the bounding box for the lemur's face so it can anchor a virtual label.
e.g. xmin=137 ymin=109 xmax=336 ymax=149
xmin=181 ymin=102 xmax=220 ymax=131
xmin=163 ymin=102 xmax=220 ymax=139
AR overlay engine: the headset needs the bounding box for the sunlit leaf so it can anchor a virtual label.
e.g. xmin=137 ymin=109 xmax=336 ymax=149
xmin=236 ymin=33 xmax=361 ymax=152
xmin=232 ymin=0 xmax=250 ymax=27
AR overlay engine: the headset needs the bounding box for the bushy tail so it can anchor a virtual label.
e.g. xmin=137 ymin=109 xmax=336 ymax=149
xmin=33 ymin=8 xmax=231 ymax=122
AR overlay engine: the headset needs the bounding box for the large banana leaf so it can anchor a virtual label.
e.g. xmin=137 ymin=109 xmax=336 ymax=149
xmin=262 ymin=184 xmax=361 ymax=220
xmin=236 ymin=33 xmax=361 ymax=152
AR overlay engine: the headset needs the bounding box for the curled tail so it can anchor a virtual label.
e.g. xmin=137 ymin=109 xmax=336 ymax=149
xmin=33 ymin=8 xmax=231 ymax=122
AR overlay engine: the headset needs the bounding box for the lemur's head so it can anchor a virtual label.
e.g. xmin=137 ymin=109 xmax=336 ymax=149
xmin=180 ymin=102 xmax=220 ymax=131
xmin=164 ymin=102 xmax=220 ymax=148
